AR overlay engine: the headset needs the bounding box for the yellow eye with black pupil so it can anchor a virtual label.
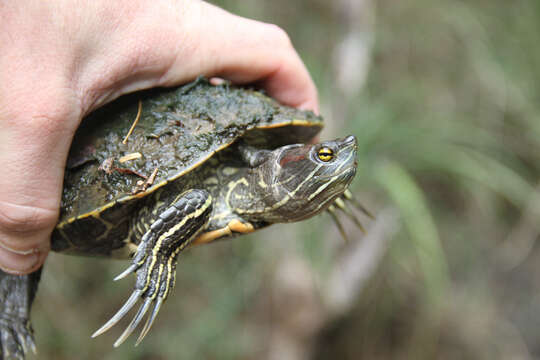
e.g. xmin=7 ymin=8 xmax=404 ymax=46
xmin=317 ymin=147 xmax=334 ymax=162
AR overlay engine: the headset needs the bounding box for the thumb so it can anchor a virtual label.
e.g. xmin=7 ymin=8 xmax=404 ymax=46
xmin=0 ymin=77 xmax=80 ymax=274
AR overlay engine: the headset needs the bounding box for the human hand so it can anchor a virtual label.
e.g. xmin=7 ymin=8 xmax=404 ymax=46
xmin=0 ymin=0 xmax=318 ymax=274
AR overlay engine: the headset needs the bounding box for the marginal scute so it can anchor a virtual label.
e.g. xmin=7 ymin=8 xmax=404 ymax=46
xmin=50 ymin=229 xmax=71 ymax=252
xmin=63 ymin=216 xmax=108 ymax=247
xmin=103 ymin=219 xmax=132 ymax=253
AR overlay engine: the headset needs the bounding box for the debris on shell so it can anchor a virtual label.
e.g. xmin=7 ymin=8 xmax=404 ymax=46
xmin=122 ymin=100 xmax=143 ymax=144
xmin=99 ymin=158 xmax=115 ymax=174
xmin=131 ymin=167 xmax=159 ymax=194
xmin=119 ymin=152 xmax=142 ymax=163
xmin=114 ymin=168 xmax=147 ymax=179
xmin=132 ymin=180 xmax=146 ymax=194
xmin=147 ymin=167 xmax=159 ymax=186
xmin=100 ymin=157 xmax=148 ymax=180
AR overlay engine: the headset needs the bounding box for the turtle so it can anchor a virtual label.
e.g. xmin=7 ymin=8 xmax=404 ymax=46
xmin=0 ymin=77 xmax=367 ymax=359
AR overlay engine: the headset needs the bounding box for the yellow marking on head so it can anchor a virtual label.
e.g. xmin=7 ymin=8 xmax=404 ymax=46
xmin=307 ymin=178 xmax=335 ymax=201
xmin=327 ymin=143 xmax=356 ymax=175
xmin=312 ymin=193 xmax=342 ymax=214
xmin=273 ymin=175 xmax=296 ymax=188
xmin=225 ymin=177 xmax=249 ymax=209
xmin=234 ymin=164 xmax=322 ymax=215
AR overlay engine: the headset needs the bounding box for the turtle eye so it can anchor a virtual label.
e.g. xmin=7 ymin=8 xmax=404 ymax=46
xmin=317 ymin=147 xmax=334 ymax=162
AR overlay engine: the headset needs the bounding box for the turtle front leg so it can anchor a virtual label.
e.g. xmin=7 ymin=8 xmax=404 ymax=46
xmin=92 ymin=189 xmax=212 ymax=347
xmin=0 ymin=269 xmax=41 ymax=360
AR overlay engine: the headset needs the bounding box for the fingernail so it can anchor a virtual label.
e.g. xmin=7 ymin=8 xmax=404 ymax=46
xmin=209 ymin=77 xmax=227 ymax=86
xmin=0 ymin=248 xmax=42 ymax=274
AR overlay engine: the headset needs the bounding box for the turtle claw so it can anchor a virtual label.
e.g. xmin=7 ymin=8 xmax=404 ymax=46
xmin=92 ymin=290 xmax=142 ymax=338
xmin=327 ymin=205 xmax=349 ymax=242
xmin=334 ymin=197 xmax=366 ymax=233
xmin=93 ymin=280 xmax=168 ymax=348
xmin=113 ymin=297 xmax=153 ymax=348
xmin=114 ymin=264 xmax=139 ymax=281
xmin=136 ymin=297 xmax=163 ymax=346
xmin=328 ymin=192 xmax=373 ymax=240
xmin=114 ymin=237 xmax=150 ymax=282
xmin=343 ymin=190 xmax=374 ymax=219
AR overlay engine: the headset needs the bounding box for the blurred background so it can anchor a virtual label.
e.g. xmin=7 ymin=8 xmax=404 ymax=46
xmin=31 ymin=0 xmax=540 ymax=359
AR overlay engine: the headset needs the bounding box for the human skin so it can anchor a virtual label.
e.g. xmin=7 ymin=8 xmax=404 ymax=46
xmin=0 ymin=0 xmax=318 ymax=275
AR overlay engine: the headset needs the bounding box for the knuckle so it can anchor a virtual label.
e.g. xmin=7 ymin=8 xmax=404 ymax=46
xmin=264 ymin=24 xmax=293 ymax=49
xmin=27 ymin=96 xmax=80 ymax=134
xmin=0 ymin=201 xmax=58 ymax=237
xmin=1 ymin=85 xmax=80 ymax=133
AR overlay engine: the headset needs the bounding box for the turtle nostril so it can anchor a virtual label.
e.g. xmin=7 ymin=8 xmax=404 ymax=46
xmin=344 ymin=135 xmax=356 ymax=144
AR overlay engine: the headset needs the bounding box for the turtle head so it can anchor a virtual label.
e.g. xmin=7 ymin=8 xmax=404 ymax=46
xmin=268 ymin=135 xmax=358 ymax=222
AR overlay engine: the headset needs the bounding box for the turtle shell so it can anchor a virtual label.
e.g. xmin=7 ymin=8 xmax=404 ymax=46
xmin=59 ymin=77 xmax=323 ymax=229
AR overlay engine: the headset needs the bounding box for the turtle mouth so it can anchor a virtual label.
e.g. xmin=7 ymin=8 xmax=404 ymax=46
xmin=337 ymin=165 xmax=357 ymax=184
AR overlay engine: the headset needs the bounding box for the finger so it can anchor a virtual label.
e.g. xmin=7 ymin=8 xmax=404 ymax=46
xmin=0 ymin=3 xmax=87 ymax=274
xmin=165 ymin=2 xmax=320 ymax=113
xmin=73 ymin=0 xmax=319 ymax=115
xmin=0 ymin=248 xmax=47 ymax=275
xmin=0 ymin=110 xmax=70 ymax=274
xmin=0 ymin=73 xmax=79 ymax=274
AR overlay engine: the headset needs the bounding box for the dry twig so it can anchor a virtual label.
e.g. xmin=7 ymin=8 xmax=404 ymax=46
xmin=122 ymin=100 xmax=143 ymax=144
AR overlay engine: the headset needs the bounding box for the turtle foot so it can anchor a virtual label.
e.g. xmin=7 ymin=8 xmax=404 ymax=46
xmin=0 ymin=316 xmax=36 ymax=360
xmin=92 ymin=286 xmax=166 ymax=348
xmin=91 ymin=230 xmax=180 ymax=348
xmin=92 ymin=189 xmax=211 ymax=347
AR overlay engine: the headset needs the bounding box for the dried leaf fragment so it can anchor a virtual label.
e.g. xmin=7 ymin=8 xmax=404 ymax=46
xmin=119 ymin=152 xmax=142 ymax=163
xmin=114 ymin=168 xmax=147 ymax=179
xmin=98 ymin=158 xmax=115 ymax=174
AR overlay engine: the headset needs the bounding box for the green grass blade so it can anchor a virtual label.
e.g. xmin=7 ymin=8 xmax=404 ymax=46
xmin=375 ymin=160 xmax=449 ymax=304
